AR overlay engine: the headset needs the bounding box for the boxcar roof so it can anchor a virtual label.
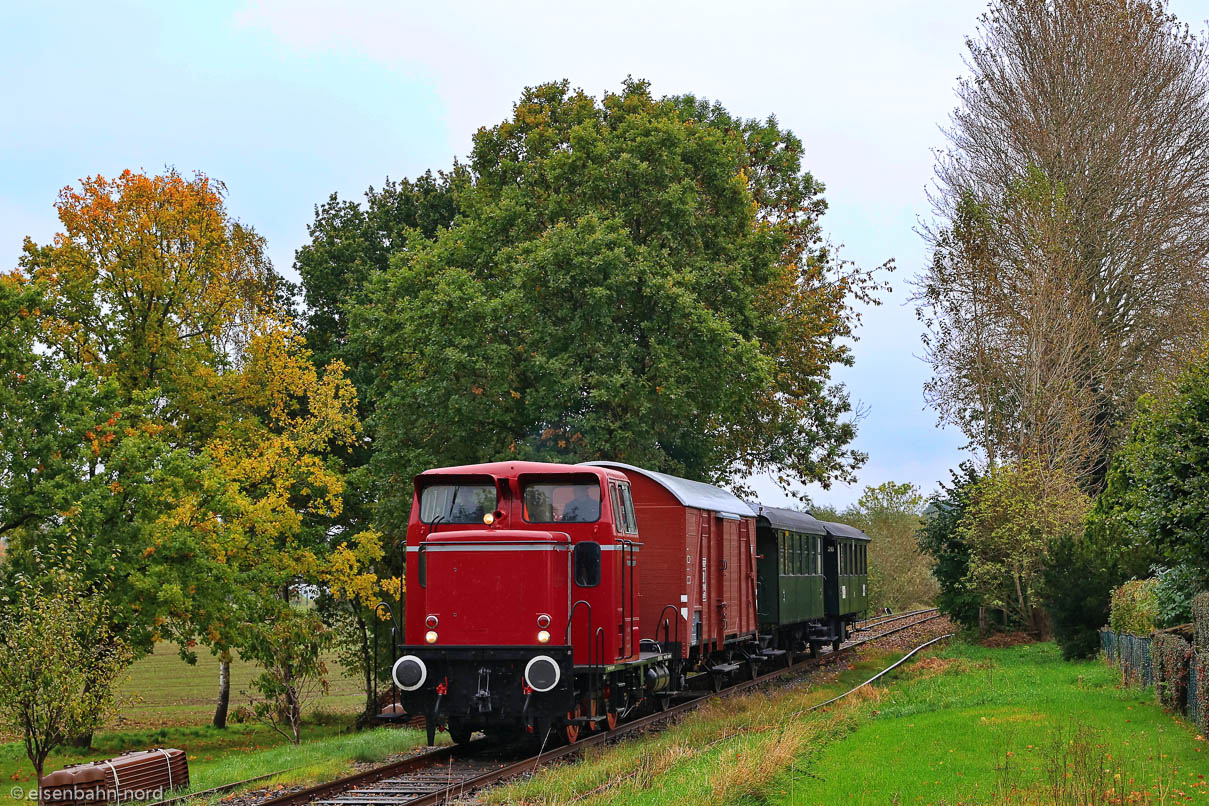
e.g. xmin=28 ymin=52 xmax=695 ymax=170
xmin=583 ymin=461 xmax=757 ymax=519
xmin=750 ymin=504 xmax=828 ymax=535
xmin=821 ymin=520 xmax=872 ymax=541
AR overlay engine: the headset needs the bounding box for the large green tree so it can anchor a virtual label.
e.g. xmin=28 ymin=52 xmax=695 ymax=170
xmin=349 ymin=80 xmax=885 ymax=532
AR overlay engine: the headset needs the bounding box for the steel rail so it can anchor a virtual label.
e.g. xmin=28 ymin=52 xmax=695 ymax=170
xmin=856 ymin=607 xmax=939 ymax=631
xmin=254 ymin=608 xmax=948 ymax=806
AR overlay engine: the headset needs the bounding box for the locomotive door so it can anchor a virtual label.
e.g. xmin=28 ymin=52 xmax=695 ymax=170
xmin=619 ymin=540 xmax=637 ymax=659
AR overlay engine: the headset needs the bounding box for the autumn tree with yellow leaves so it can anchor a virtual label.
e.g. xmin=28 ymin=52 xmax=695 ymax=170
xmin=1 ymin=170 xmax=386 ymax=742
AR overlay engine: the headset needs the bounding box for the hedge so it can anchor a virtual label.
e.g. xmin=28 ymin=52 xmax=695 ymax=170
xmin=1153 ymin=632 xmax=1192 ymax=712
xmin=1110 ymin=579 xmax=1159 ymax=636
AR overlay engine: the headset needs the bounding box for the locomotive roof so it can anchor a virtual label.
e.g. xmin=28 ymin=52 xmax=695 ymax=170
xmin=821 ymin=520 xmax=872 ymax=541
xmin=417 ymin=460 xmax=628 ymax=480
xmin=750 ymin=504 xmax=828 ymax=535
xmin=583 ymin=462 xmax=757 ymax=520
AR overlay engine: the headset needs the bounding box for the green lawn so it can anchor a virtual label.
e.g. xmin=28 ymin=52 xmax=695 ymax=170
xmin=490 ymin=641 xmax=1209 ymax=805
xmin=778 ymin=642 xmax=1209 ymax=805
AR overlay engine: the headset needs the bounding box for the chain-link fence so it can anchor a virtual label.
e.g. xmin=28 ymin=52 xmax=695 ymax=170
xmin=1101 ymin=627 xmax=1206 ymax=735
xmin=1099 ymin=629 xmax=1154 ymax=686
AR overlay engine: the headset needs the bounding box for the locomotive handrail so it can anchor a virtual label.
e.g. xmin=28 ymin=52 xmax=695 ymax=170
xmin=567 ymin=599 xmax=596 ymax=668
xmin=372 ymin=601 xmax=400 ymax=717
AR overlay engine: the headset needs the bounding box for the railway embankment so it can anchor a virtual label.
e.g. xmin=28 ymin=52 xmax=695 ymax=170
xmin=487 ymin=632 xmax=1208 ymax=805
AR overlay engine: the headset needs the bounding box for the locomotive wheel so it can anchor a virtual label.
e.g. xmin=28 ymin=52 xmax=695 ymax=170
xmin=655 ymin=695 xmax=671 ymax=712
xmin=605 ymin=710 xmax=618 ymax=731
xmin=563 ymin=706 xmax=581 ymax=744
xmin=448 ymin=722 xmax=472 ymax=745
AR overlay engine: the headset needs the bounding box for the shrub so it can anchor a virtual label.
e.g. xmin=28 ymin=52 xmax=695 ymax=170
xmin=918 ymin=463 xmax=983 ymax=631
xmin=1152 ymin=633 xmax=1191 ymax=712
xmin=1109 ymin=579 xmax=1158 ymax=636
xmin=1194 ymin=592 xmax=1209 ymax=654
xmin=1043 ymin=533 xmax=1121 ymax=659
xmin=1153 ymin=565 xmax=1201 ymax=628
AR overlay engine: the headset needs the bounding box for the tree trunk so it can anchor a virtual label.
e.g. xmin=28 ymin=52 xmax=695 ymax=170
xmin=213 ymin=654 xmax=231 ymax=729
xmin=355 ymin=610 xmax=376 ymax=729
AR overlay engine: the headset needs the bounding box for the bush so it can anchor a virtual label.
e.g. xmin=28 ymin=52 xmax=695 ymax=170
xmin=1153 ymin=565 xmax=1201 ymax=628
xmin=918 ymin=463 xmax=983 ymax=631
xmin=1109 ymin=579 xmax=1158 ymax=636
xmin=1152 ymin=633 xmax=1192 ymax=712
xmin=1042 ymin=533 xmax=1120 ymax=659
xmin=1194 ymin=592 xmax=1209 ymax=653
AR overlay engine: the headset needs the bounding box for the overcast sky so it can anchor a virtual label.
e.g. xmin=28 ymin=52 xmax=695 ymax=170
xmin=4 ymin=0 xmax=1207 ymax=508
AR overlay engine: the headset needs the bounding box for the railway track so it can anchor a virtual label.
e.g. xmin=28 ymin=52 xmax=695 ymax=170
xmin=246 ymin=608 xmax=946 ymax=806
xmin=856 ymin=607 xmax=938 ymax=631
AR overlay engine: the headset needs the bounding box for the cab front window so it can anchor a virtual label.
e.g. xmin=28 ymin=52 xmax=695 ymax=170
xmin=522 ymin=478 xmax=601 ymax=523
xmin=419 ymin=482 xmax=497 ymax=524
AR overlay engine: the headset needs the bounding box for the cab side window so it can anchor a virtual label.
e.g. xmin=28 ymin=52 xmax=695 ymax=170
xmin=619 ymin=483 xmax=639 ymax=534
xmin=574 ymin=541 xmax=602 ymax=587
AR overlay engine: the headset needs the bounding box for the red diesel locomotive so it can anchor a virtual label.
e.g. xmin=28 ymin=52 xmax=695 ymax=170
xmin=390 ymin=459 xmax=867 ymax=744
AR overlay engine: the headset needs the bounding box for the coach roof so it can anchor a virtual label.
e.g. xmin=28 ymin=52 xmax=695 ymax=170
xmin=821 ymin=520 xmax=872 ymax=541
xmin=750 ymin=503 xmax=828 ymax=535
xmin=583 ymin=461 xmax=757 ymax=520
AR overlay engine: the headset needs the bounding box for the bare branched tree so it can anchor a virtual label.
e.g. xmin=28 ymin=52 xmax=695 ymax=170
xmin=918 ymin=0 xmax=1209 ymax=487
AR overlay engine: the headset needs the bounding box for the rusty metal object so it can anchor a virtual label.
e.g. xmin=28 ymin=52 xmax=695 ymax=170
xmin=40 ymin=749 xmax=188 ymax=805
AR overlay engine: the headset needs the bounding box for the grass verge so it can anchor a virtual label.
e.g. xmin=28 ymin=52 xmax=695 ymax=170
xmin=487 ymin=642 xmax=1209 ymax=805
xmin=1 ymin=718 xmax=437 ymax=799
xmin=775 ymin=642 xmax=1208 ymax=805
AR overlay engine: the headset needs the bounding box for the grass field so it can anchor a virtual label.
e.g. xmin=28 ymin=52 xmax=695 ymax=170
xmin=114 ymin=643 xmax=366 ymax=730
xmin=490 ymin=641 xmax=1209 ymax=805
xmin=1 ymin=643 xmax=380 ymax=788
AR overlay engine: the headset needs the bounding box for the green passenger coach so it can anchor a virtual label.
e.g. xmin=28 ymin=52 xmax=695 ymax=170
xmin=820 ymin=520 xmax=871 ymax=641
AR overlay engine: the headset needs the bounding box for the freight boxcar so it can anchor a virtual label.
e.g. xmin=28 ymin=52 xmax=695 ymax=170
xmin=586 ymin=462 xmax=762 ymax=685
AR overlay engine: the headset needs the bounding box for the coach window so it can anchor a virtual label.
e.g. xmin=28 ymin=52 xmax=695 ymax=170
xmin=574 ymin=541 xmax=602 ymax=587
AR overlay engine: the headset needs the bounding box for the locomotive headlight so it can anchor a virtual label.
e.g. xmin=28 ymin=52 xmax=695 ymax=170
xmin=393 ymin=655 xmax=427 ymax=691
xmin=537 ymin=629 xmax=551 ymax=644
xmin=524 ymin=655 xmax=561 ymax=692
xmin=483 ymin=512 xmax=494 ymax=525
xmin=425 ymin=630 xmax=438 ymax=644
